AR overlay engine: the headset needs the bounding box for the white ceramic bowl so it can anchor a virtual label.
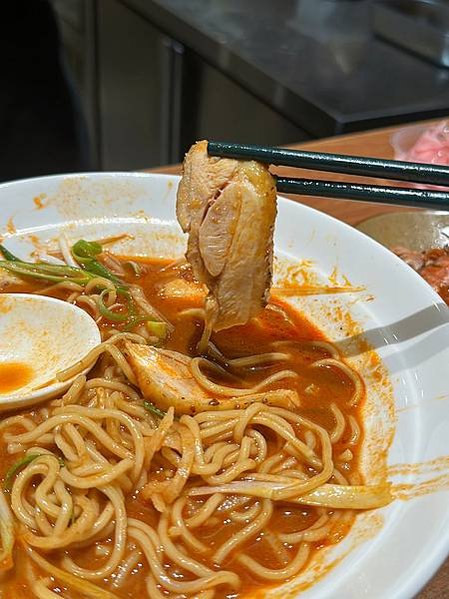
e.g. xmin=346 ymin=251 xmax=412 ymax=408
xmin=0 ymin=172 xmax=448 ymax=598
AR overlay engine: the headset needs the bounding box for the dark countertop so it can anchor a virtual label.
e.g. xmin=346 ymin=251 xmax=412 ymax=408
xmin=121 ymin=0 xmax=449 ymax=137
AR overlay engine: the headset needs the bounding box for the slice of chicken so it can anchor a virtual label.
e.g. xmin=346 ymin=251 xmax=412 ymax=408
xmin=177 ymin=140 xmax=277 ymax=332
xmin=125 ymin=341 xmax=299 ymax=415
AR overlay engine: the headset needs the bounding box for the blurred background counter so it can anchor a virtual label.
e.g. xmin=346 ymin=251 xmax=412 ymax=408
xmin=41 ymin=0 xmax=449 ymax=170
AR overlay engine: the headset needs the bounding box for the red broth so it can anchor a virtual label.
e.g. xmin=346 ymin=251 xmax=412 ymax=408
xmin=0 ymin=257 xmax=364 ymax=598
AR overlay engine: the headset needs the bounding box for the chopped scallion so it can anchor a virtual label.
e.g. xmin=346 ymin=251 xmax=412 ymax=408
xmin=72 ymin=239 xmax=124 ymax=287
xmin=143 ymin=401 xmax=167 ymax=419
xmin=4 ymin=454 xmax=42 ymax=490
xmin=145 ymin=321 xmax=167 ymax=339
xmin=0 ymin=259 xmax=96 ymax=285
xmin=98 ymin=289 xmax=129 ymax=323
xmin=0 ymin=244 xmax=21 ymax=262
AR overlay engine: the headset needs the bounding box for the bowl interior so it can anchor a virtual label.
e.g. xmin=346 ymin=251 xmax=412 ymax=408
xmin=0 ymin=172 xmax=448 ymax=598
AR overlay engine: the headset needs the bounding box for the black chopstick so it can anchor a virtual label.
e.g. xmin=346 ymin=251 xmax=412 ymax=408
xmin=275 ymin=177 xmax=449 ymax=210
xmin=207 ymin=141 xmax=449 ymax=187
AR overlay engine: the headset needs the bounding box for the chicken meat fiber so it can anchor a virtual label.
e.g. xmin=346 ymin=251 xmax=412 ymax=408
xmin=125 ymin=341 xmax=300 ymax=415
xmin=176 ymin=140 xmax=277 ymax=332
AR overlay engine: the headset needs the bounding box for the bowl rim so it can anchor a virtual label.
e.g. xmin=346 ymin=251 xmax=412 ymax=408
xmin=0 ymin=170 xmax=448 ymax=598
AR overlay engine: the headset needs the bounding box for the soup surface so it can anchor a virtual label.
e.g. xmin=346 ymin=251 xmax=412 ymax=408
xmin=0 ymin=256 xmax=366 ymax=598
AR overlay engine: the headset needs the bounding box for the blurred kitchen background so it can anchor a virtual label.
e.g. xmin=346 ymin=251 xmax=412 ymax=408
xmin=2 ymin=0 xmax=449 ymax=181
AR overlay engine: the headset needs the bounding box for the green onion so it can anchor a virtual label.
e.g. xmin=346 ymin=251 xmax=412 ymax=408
xmin=145 ymin=321 xmax=167 ymax=339
xmin=0 ymin=243 xmax=99 ymax=285
xmin=4 ymin=454 xmax=42 ymax=490
xmin=98 ymin=289 xmax=129 ymax=323
xmin=123 ymin=316 xmax=151 ymax=332
xmin=0 ymin=240 xmax=153 ymax=333
xmin=72 ymin=239 xmax=124 ymax=287
xmin=70 ymin=241 xmax=137 ymax=326
xmin=124 ymin=317 xmax=167 ymax=338
xmin=3 ymin=454 xmax=64 ymax=491
xmin=143 ymin=401 xmax=167 ymax=419
xmin=72 ymin=239 xmax=102 ymax=258
xmin=0 ymin=259 xmax=96 ymax=285
xmin=0 ymin=244 xmax=21 ymax=262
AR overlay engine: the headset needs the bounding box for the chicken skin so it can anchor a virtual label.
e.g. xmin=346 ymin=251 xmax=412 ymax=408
xmin=176 ymin=140 xmax=277 ymax=331
xmin=125 ymin=342 xmax=299 ymax=415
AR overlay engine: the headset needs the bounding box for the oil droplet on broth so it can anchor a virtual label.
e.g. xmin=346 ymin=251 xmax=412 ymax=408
xmin=0 ymin=362 xmax=34 ymax=393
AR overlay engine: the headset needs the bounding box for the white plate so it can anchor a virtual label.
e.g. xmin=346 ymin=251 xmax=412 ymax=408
xmin=0 ymin=172 xmax=448 ymax=599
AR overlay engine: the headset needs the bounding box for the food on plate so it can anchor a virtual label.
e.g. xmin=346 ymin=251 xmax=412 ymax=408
xmin=0 ymin=147 xmax=392 ymax=598
xmin=394 ymin=120 xmax=449 ymax=167
xmin=0 ymin=244 xmax=389 ymax=598
xmin=177 ymin=140 xmax=277 ymax=348
xmin=393 ymin=246 xmax=449 ymax=303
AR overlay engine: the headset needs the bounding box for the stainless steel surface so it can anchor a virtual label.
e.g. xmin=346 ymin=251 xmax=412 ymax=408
xmin=190 ymin=57 xmax=309 ymax=148
xmin=52 ymin=0 xmax=99 ymax=168
xmin=96 ymin=0 xmax=308 ymax=169
xmin=97 ymin=0 xmax=173 ymax=169
xmin=121 ymin=0 xmax=449 ymax=136
xmin=373 ymin=0 xmax=449 ymax=68
xmin=357 ymin=211 xmax=449 ymax=250
xmin=169 ymin=40 xmax=185 ymax=164
xmin=54 ymin=0 xmax=449 ymax=169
